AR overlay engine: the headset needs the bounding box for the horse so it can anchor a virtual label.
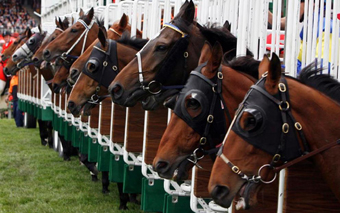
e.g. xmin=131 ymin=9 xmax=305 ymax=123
xmin=67 ymin=26 xmax=147 ymax=116
xmin=67 ymin=25 xmax=148 ymax=210
xmin=66 ymin=13 xmax=143 ymax=88
xmin=152 ymin=41 xmax=259 ymax=181
xmin=108 ymin=0 xmax=252 ymax=110
xmin=32 ymin=17 xmax=70 ymax=68
xmin=42 ymin=8 xmax=99 ymax=93
xmin=208 ymin=53 xmax=340 ymax=210
xmin=8 ymin=26 xmax=47 ymax=75
xmin=2 ymin=28 xmax=32 ymax=76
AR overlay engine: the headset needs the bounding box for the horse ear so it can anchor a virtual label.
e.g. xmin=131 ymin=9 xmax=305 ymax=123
xmin=180 ymin=0 xmax=195 ymax=25
xmin=55 ymin=17 xmax=59 ymax=27
xmin=98 ymin=27 xmax=107 ymax=48
xmin=79 ymin=8 xmax=84 ymax=17
xmin=210 ymin=41 xmax=223 ymax=70
xmin=258 ymin=54 xmax=270 ymax=78
xmin=38 ymin=25 xmax=42 ymax=33
xmin=222 ymin=48 xmax=236 ymax=63
xmin=26 ymin=28 xmax=32 ymax=38
xmin=119 ymin=13 xmax=128 ymax=30
xmin=63 ymin=17 xmax=70 ymax=28
xmin=223 ymin=20 xmax=231 ymax=32
xmin=264 ymin=53 xmax=282 ymax=94
xmin=86 ymin=8 xmax=94 ymax=22
xmin=58 ymin=17 xmax=62 ymax=28
xmin=198 ymin=41 xmax=213 ymax=65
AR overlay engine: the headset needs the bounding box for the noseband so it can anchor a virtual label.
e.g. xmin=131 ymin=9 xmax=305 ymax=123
xmin=82 ymin=39 xmax=119 ymax=104
xmin=136 ymin=22 xmax=189 ymax=95
xmin=217 ymin=72 xmax=340 ymax=184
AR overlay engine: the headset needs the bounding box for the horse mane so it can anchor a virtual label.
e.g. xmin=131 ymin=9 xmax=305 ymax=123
xmin=298 ymin=63 xmax=340 ymax=103
xmin=117 ymin=32 xmax=149 ymax=50
xmin=198 ymin=23 xmax=254 ymax=59
xmin=223 ymin=56 xmax=260 ymax=80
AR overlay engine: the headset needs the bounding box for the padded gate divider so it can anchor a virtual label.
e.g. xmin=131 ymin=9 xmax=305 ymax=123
xmin=109 ymin=153 xmax=125 ymax=182
xmin=97 ymin=145 xmax=110 ymax=172
xmin=141 ymin=178 xmax=166 ymax=212
xmin=123 ymin=164 xmax=143 ymax=194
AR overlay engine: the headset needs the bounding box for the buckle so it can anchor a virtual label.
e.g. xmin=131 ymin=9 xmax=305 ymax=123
xmin=232 ymin=166 xmax=240 ymax=174
xmin=200 ymin=137 xmax=207 ymax=145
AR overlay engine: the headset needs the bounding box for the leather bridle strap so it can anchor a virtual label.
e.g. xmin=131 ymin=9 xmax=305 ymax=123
xmin=273 ymin=139 xmax=340 ymax=172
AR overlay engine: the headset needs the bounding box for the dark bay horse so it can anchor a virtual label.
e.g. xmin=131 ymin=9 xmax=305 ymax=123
xmin=152 ymin=41 xmax=259 ymax=181
xmin=108 ymin=0 xmax=252 ymax=110
xmin=42 ymin=8 xmax=99 ymax=93
xmin=66 ymin=13 xmax=143 ymax=87
xmin=208 ymin=53 xmax=340 ymax=210
xmin=68 ymin=28 xmax=147 ymax=116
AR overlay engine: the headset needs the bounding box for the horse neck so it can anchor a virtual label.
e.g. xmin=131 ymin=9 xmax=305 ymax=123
xmin=117 ymin=43 xmax=138 ymax=70
xmin=288 ymin=78 xmax=340 ymax=200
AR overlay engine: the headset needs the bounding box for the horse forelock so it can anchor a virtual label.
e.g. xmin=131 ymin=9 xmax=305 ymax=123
xmin=117 ymin=33 xmax=149 ymax=51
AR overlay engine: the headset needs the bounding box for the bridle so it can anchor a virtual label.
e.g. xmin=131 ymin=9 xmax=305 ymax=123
xmin=217 ymin=72 xmax=340 ymax=184
xmin=60 ymin=19 xmax=96 ymax=67
xmin=173 ymin=62 xmax=232 ymax=168
xmin=82 ymin=39 xmax=119 ymax=104
xmin=136 ymin=22 xmax=189 ymax=95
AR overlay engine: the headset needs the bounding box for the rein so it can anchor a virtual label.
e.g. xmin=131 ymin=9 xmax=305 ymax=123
xmin=136 ymin=22 xmax=189 ymax=94
xmin=217 ymin=72 xmax=340 ymax=184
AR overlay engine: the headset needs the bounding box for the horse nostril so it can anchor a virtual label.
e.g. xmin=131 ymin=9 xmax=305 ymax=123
xmin=110 ymin=83 xmax=123 ymax=100
xmin=43 ymin=49 xmax=51 ymax=60
xmin=154 ymin=161 xmax=169 ymax=174
xmin=211 ymin=185 xmax=230 ymax=202
xmin=68 ymin=101 xmax=75 ymax=110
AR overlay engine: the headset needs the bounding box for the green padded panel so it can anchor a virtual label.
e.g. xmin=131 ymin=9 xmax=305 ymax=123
xmin=109 ymin=153 xmax=125 ymax=183
xmin=97 ymin=145 xmax=110 ymax=172
xmin=88 ymin=138 xmax=99 ymax=163
xmin=79 ymin=133 xmax=89 ymax=155
xmin=58 ymin=117 xmax=65 ymax=136
xmin=64 ymin=122 xmax=73 ymax=141
xmin=123 ymin=164 xmax=143 ymax=194
xmin=163 ymin=194 xmax=193 ymax=213
xmin=41 ymin=106 xmax=53 ymax=121
xmin=71 ymin=126 xmax=80 ymax=147
xmin=141 ymin=178 xmax=166 ymax=212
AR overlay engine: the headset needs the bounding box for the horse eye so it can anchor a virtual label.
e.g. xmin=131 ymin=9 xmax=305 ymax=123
xmin=70 ymin=28 xmax=78 ymax=33
xmin=186 ymin=98 xmax=200 ymax=110
xmin=28 ymin=38 xmax=35 ymax=45
xmin=240 ymin=110 xmax=263 ymax=132
xmin=155 ymin=45 xmax=167 ymax=52
xmin=86 ymin=59 xmax=99 ymax=72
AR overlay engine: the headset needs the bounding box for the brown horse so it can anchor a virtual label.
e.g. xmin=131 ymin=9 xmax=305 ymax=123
xmin=32 ymin=17 xmax=70 ymax=67
xmin=67 ymin=27 xmax=148 ymax=116
xmin=152 ymin=41 xmax=259 ymax=181
xmin=3 ymin=29 xmax=33 ymax=75
xmin=67 ymin=13 xmax=143 ymax=87
xmin=208 ymin=53 xmax=340 ymax=210
xmin=42 ymin=8 xmax=99 ymax=93
xmin=108 ymin=0 xmax=252 ymax=110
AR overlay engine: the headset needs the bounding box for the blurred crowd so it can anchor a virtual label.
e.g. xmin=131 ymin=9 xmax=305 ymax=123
xmin=0 ymin=0 xmax=37 ymax=35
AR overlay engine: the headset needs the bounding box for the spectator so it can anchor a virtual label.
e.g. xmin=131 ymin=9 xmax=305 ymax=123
xmin=5 ymin=74 xmax=24 ymax=127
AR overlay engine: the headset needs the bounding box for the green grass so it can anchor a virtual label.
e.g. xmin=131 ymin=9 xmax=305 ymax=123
xmin=0 ymin=119 xmax=143 ymax=213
